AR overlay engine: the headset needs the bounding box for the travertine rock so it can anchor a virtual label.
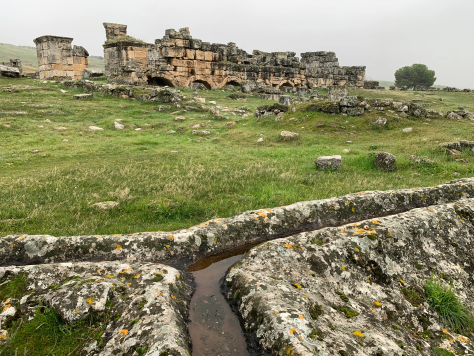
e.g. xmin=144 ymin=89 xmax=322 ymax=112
xmin=33 ymin=36 xmax=89 ymax=80
xmin=82 ymin=67 xmax=104 ymax=79
xmin=315 ymin=155 xmax=342 ymax=170
xmin=375 ymin=151 xmax=396 ymax=171
xmin=280 ymin=131 xmax=299 ymax=140
xmin=102 ymin=23 xmax=366 ymax=89
xmin=223 ymin=199 xmax=474 ymax=355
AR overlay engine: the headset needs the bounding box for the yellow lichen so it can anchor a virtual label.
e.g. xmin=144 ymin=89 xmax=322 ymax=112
xmin=285 ymin=244 xmax=293 ymax=248
xmin=353 ymin=331 xmax=364 ymax=337
xmin=290 ymin=328 xmax=296 ymax=334
xmin=105 ymin=274 xmax=114 ymax=278
xmin=354 ymin=247 xmax=359 ymax=252
xmin=116 ymin=244 xmax=122 ymax=251
xmin=374 ymin=301 xmax=382 ymax=306
xmin=341 ymin=266 xmax=346 ymax=271
xmin=119 ymin=329 xmax=128 ymax=338
xmin=86 ymin=298 xmax=94 ymax=305
xmin=299 ymin=315 xmax=304 ymax=319
xmin=2 ymin=304 xmax=11 ymax=312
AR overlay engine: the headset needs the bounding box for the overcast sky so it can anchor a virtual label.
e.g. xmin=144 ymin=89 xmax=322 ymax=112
xmin=2 ymin=0 xmax=473 ymax=88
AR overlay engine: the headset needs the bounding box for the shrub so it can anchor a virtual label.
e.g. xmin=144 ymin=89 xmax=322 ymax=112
xmin=425 ymin=275 xmax=474 ymax=333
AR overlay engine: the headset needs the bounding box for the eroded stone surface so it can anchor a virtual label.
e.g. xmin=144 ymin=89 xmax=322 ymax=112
xmin=0 ymin=262 xmax=192 ymax=355
xmin=2 ymin=179 xmax=474 ymax=267
xmin=223 ymin=199 xmax=474 ymax=355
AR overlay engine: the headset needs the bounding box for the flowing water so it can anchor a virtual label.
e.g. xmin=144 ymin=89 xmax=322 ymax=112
xmin=187 ymin=242 xmax=261 ymax=356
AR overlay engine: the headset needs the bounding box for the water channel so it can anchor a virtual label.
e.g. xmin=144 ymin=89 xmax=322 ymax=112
xmin=187 ymin=242 xmax=262 ymax=356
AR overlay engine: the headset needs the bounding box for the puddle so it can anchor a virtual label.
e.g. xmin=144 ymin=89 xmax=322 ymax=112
xmin=188 ymin=243 xmax=260 ymax=356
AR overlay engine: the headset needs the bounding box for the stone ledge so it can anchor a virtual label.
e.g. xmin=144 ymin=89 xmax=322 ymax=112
xmin=1 ymin=178 xmax=474 ymax=266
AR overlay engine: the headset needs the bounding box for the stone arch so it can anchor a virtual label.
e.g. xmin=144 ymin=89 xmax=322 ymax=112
xmin=226 ymin=80 xmax=241 ymax=87
xmin=190 ymin=79 xmax=212 ymax=90
xmin=278 ymin=81 xmax=294 ymax=89
xmin=147 ymin=76 xmax=175 ymax=87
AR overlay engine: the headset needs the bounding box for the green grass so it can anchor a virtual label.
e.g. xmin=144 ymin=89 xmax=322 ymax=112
xmin=434 ymin=348 xmax=455 ymax=356
xmin=0 ymin=77 xmax=474 ymax=237
xmin=0 ymin=274 xmax=27 ymax=301
xmin=425 ymin=275 xmax=474 ymax=334
xmin=0 ymin=306 xmax=106 ymax=356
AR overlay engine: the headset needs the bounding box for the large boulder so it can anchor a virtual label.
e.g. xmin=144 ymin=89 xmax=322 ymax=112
xmin=375 ymin=151 xmax=396 ymax=171
xmin=315 ymin=155 xmax=342 ymax=170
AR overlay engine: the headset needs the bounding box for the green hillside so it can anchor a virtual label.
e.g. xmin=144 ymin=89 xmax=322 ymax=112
xmin=0 ymin=43 xmax=104 ymax=72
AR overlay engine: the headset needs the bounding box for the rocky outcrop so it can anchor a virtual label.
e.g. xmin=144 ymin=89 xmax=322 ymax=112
xmin=0 ymin=262 xmax=192 ymax=355
xmin=223 ymin=199 xmax=474 ymax=355
xmin=2 ymin=178 xmax=474 ymax=267
xmin=2 ymin=178 xmax=474 ymax=354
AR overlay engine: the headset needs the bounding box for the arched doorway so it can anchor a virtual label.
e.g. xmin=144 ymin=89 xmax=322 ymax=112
xmin=227 ymin=80 xmax=241 ymax=87
xmin=147 ymin=76 xmax=175 ymax=87
xmin=190 ymin=80 xmax=212 ymax=90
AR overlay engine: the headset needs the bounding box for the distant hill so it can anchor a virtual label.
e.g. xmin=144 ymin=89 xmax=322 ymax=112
xmin=0 ymin=42 xmax=104 ymax=73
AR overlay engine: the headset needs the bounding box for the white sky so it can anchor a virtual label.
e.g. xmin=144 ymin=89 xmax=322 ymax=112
xmin=2 ymin=0 xmax=473 ymax=88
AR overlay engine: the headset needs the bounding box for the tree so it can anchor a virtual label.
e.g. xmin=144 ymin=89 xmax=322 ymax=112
xmin=394 ymin=64 xmax=436 ymax=89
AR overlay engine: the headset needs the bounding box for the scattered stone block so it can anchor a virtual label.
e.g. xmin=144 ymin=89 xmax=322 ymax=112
xmin=73 ymin=94 xmax=93 ymax=100
xmin=373 ymin=117 xmax=387 ymax=126
xmin=174 ymin=116 xmax=186 ymax=122
xmin=375 ymin=152 xmax=396 ymax=171
xmin=91 ymin=201 xmax=119 ymax=210
xmin=114 ymin=121 xmax=125 ymax=130
xmin=315 ymin=155 xmax=342 ymax=170
xmin=279 ymin=131 xmax=299 ymax=140
xmin=257 ymin=138 xmax=264 ymax=143
xmin=89 ymin=126 xmax=103 ymax=131
xmin=402 ymin=127 xmax=413 ymax=133
xmin=82 ymin=68 xmax=104 ymax=79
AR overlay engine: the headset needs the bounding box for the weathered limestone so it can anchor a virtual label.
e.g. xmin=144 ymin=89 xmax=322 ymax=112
xmin=2 ymin=179 xmax=474 ymax=353
xmin=315 ymin=155 xmax=342 ymax=170
xmin=33 ymin=35 xmax=89 ymax=80
xmin=0 ymin=64 xmax=20 ymax=78
xmin=0 ymin=262 xmax=193 ymax=355
xmin=82 ymin=67 xmax=104 ymax=79
xmin=375 ymin=152 xmax=396 ymax=171
xmin=2 ymin=178 xmax=474 ymax=267
xmin=103 ymin=23 xmax=365 ymax=88
xmin=223 ymin=199 xmax=474 ymax=355
xmin=0 ymin=59 xmax=22 ymax=77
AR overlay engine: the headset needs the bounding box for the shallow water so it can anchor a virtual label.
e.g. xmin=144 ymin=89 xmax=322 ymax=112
xmin=187 ymin=243 xmax=260 ymax=356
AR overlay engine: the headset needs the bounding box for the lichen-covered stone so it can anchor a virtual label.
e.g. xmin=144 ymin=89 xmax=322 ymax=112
xmin=223 ymin=199 xmax=474 ymax=355
xmin=315 ymin=155 xmax=341 ymax=170
xmin=0 ymin=262 xmax=192 ymax=355
xmin=2 ymin=178 xmax=474 ymax=267
xmin=375 ymin=151 xmax=396 ymax=171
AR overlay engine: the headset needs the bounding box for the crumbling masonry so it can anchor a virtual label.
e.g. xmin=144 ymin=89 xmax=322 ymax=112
xmin=103 ymin=23 xmax=366 ymax=89
xmin=33 ymin=35 xmax=89 ymax=80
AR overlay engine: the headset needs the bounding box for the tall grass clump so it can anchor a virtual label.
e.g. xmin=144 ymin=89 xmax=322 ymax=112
xmin=425 ymin=275 xmax=474 ymax=334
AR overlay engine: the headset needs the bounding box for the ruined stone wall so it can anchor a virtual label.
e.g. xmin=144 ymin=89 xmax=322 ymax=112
xmin=103 ymin=23 xmax=365 ymax=89
xmin=33 ymin=35 xmax=89 ymax=80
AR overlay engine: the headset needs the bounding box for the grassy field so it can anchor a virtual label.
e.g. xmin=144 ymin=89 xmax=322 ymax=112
xmin=0 ymin=43 xmax=104 ymax=72
xmin=0 ymin=78 xmax=473 ymax=237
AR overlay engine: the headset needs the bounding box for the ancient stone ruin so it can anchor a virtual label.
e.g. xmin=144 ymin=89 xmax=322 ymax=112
xmin=33 ymin=35 xmax=89 ymax=80
xmin=0 ymin=59 xmax=22 ymax=78
xmin=102 ymin=23 xmax=366 ymax=89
